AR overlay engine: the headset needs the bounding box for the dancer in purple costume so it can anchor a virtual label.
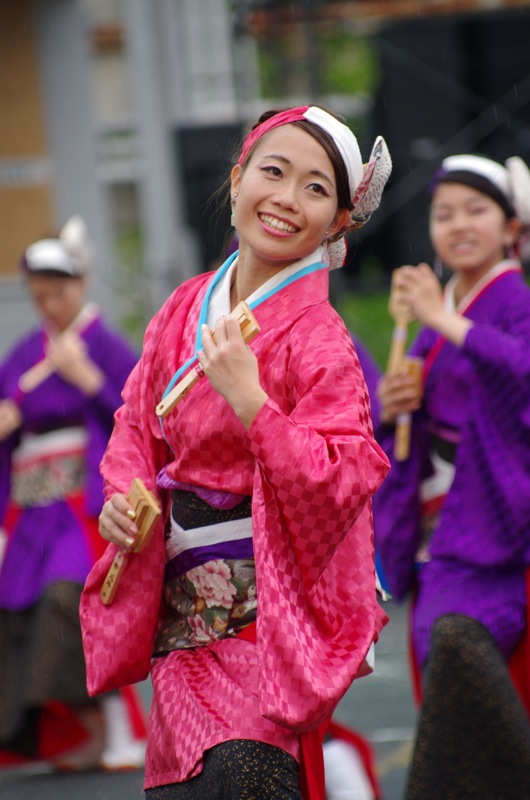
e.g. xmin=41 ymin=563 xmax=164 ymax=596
xmin=374 ymin=153 xmax=530 ymax=798
xmin=0 ymin=218 xmax=143 ymax=771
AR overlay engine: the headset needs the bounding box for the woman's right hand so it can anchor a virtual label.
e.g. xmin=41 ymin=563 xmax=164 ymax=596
xmin=377 ymin=369 xmax=423 ymax=425
xmin=99 ymin=493 xmax=139 ymax=550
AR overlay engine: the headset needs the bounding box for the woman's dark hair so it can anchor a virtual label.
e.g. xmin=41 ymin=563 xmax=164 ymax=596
xmin=430 ymin=170 xmax=516 ymax=220
xmin=24 ymin=269 xmax=81 ymax=280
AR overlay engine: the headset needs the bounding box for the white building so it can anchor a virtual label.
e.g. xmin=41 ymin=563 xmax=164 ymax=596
xmin=0 ymin=0 xmax=260 ymax=354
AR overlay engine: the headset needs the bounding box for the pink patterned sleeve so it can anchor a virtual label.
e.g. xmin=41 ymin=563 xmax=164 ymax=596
xmin=247 ymin=337 xmax=390 ymax=730
xmin=99 ymin=306 xmax=173 ymax=500
xmin=247 ymin=330 xmax=389 ymax=583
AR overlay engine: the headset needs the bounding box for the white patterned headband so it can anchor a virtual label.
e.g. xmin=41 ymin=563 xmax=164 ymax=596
xmin=240 ymin=106 xmax=362 ymax=200
xmin=432 ymin=154 xmax=530 ymax=227
xmin=21 ymin=215 xmax=93 ymax=276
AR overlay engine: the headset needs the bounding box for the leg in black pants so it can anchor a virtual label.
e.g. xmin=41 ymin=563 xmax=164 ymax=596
xmin=405 ymin=614 xmax=530 ymax=800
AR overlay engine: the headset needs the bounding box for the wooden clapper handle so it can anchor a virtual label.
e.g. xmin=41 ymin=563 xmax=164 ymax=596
xmin=18 ymin=360 xmax=55 ymax=393
xmin=387 ymin=296 xmax=414 ymax=462
xmin=155 ymin=300 xmax=260 ymax=418
xmin=100 ymin=478 xmax=162 ymax=605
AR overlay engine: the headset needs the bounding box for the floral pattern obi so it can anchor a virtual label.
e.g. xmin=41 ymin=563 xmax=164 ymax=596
xmin=154 ymin=490 xmax=256 ymax=654
xmin=11 ymin=427 xmax=86 ymax=507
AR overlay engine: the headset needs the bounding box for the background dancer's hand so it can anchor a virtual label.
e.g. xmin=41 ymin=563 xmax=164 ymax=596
xmin=197 ymin=316 xmax=268 ymax=429
xmin=46 ymin=331 xmax=104 ymax=395
xmin=99 ymin=493 xmax=139 ymax=550
xmin=377 ymin=369 xmax=422 ymax=425
xmin=392 ymin=263 xmax=472 ymax=346
xmin=0 ymin=398 xmax=22 ymax=441
xmin=391 ymin=263 xmax=443 ymax=328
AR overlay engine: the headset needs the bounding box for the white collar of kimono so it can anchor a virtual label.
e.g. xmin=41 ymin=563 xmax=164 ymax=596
xmin=444 ymin=259 xmax=523 ymax=314
xmin=160 ymin=246 xmax=326 ymax=403
xmin=207 ymin=246 xmax=325 ymax=325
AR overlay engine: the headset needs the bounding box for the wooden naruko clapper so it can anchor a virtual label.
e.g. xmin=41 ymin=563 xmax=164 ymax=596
xmin=100 ymin=478 xmax=162 ymax=605
xmin=155 ymin=300 xmax=260 ymax=418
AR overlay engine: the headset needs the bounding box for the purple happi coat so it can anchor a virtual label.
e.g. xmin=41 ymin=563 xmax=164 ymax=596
xmin=0 ymin=309 xmax=138 ymax=610
xmin=374 ymin=261 xmax=530 ymax=667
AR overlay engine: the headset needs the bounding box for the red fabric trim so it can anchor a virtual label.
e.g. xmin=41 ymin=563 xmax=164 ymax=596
xmin=408 ymin=597 xmax=423 ymax=708
xmin=0 ymin=701 xmax=88 ymax=766
xmin=420 ymin=495 xmax=447 ymax=517
xmin=299 ymin=723 xmax=327 ymax=800
xmin=508 ymin=568 xmax=530 ymax=716
xmin=38 ymin=702 xmax=88 ymax=759
xmin=68 ymin=493 xmax=107 ymax=562
xmin=238 ymin=107 xmax=309 ymax=164
xmin=0 ymin=692 xmax=147 ymax=766
xmin=3 ymin=493 xmax=105 ymax=562
xmin=234 ymin=621 xmax=258 ymax=643
xmin=120 ymin=685 xmax=148 ymax=739
xmin=236 ymin=622 xmax=326 ymax=800
xmin=1 ymin=504 xmax=21 ymax=535
xmin=422 ymin=336 xmax=446 ymax=385
xmin=0 ymin=750 xmax=30 ymax=767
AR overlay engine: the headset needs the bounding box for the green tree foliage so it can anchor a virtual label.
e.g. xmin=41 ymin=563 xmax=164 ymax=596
xmin=251 ymin=7 xmax=379 ymax=101
xmin=320 ymin=27 xmax=379 ymax=97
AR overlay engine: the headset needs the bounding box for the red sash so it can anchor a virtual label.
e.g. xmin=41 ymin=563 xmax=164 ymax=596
xmin=237 ymin=622 xmax=328 ymax=800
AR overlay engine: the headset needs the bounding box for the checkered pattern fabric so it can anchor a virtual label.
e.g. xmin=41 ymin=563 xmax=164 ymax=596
xmin=144 ymin=639 xmax=301 ymax=788
xmin=80 ymin=520 xmax=165 ymax=695
xmin=82 ymin=264 xmax=389 ymax=789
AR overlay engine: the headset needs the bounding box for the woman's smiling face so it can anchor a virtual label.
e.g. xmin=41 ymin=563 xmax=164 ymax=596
xmin=231 ymin=124 xmax=350 ymax=274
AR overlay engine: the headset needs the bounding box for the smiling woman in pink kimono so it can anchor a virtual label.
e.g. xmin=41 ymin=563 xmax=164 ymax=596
xmin=82 ymin=106 xmax=392 ymax=800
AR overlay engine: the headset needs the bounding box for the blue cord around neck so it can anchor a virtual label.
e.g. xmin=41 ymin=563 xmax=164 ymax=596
xmin=161 ymin=251 xmax=326 ymax=400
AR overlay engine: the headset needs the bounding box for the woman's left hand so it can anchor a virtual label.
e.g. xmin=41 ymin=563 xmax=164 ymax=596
xmin=99 ymin=493 xmax=138 ymax=550
xmin=197 ymin=316 xmax=268 ymax=429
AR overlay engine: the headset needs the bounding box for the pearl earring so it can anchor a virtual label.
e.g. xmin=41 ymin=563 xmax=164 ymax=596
xmin=322 ymin=231 xmax=330 ymax=267
xmin=230 ymin=192 xmax=238 ymax=227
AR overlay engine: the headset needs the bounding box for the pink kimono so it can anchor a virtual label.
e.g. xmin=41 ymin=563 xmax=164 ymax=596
xmin=85 ymin=255 xmax=389 ymax=792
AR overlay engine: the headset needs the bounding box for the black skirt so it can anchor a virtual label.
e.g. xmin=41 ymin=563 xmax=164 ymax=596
xmin=0 ymin=580 xmax=94 ymax=755
xmin=145 ymin=740 xmax=302 ymax=800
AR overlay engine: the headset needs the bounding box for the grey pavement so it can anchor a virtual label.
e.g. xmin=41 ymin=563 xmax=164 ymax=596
xmin=0 ymin=600 xmax=416 ymax=800
xmin=334 ymin=599 xmax=417 ymax=800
